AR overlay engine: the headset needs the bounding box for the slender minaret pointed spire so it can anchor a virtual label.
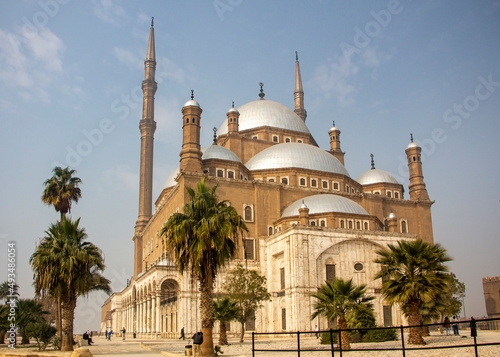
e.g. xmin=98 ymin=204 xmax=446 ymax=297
xmin=294 ymin=51 xmax=307 ymax=122
xmin=146 ymin=17 xmax=155 ymax=62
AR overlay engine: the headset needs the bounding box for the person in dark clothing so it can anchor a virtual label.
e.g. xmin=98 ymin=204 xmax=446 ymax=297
xmin=179 ymin=327 xmax=185 ymax=340
xmin=192 ymin=331 xmax=203 ymax=356
xmin=470 ymin=317 xmax=477 ymax=337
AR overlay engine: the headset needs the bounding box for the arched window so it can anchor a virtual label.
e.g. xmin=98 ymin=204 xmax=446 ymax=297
xmin=217 ymin=169 xmax=224 ymax=177
xmin=244 ymin=206 xmax=252 ymax=221
xmin=268 ymin=227 xmax=273 ymax=236
xmin=281 ymin=177 xmax=288 ymax=185
xmin=300 ymin=178 xmax=306 ymax=186
xmin=311 ymin=179 xmax=317 ymax=187
xmin=401 ymin=220 xmax=407 ymax=233
xmin=273 ymin=136 xmax=279 ymax=142
xmin=340 ymin=220 xmax=345 ymax=229
xmin=356 ymin=221 xmax=361 ymax=230
xmin=364 ymin=222 xmax=369 ymax=230
xmin=333 ymin=182 xmax=339 ymax=190
xmin=227 ymin=170 xmax=234 ymax=179
xmin=348 ymin=220 xmax=353 ymax=229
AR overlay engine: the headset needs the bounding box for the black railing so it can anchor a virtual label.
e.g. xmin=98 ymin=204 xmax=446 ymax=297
xmin=251 ymin=317 xmax=500 ymax=357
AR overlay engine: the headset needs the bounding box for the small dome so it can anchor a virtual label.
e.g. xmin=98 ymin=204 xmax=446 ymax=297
xmin=163 ymin=167 xmax=180 ymax=189
xmin=218 ymin=99 xmax=310 ymax=135
xmin=246 ymin=143 xmax=350 ymax=177
xmin=407 ymin=141 xmax=418 ymax=149
xmin=388 ymin=212 xmax=396 ymax=219
xmin=183 ymin=99 xmax=200 ymax=108
xmin=227 ymin=107 xmax=239 ymax=114
xmin=282 ymin=194 xmax=368 ymax=217
xmin=357 ymin=169 xmax=399 ymax=185
xmin=202 ymin=145 xmax=241 ymax=162
xmin=329 ymin=125 xmax=339 ymax=132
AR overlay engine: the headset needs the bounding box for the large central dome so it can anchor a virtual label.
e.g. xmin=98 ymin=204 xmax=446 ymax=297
xmin=246 ymin=143 xmax=350 ymax=177
xmin=218 ymin=99 xmax=310 ymax=135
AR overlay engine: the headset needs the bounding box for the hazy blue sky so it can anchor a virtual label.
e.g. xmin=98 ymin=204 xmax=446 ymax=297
xmin=1 ymin=0 xmax=499 ymax=332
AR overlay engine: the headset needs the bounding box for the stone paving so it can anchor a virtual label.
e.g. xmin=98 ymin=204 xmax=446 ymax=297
xmin=1 ymin=330 xmax=500 ymax=356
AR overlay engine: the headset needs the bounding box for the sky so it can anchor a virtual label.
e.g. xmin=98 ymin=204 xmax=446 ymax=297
xmin=0 ymin=0 xmax=499 ymax=333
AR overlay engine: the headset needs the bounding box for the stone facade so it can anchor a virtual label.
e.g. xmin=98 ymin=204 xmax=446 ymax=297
xmin=101 ymin=23 xmax=434 ymax=338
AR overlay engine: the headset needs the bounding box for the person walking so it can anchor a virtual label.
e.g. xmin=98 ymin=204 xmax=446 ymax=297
xmin=121 ymin=327 xmax=126 ymax=340
xmin=452 ymin=316 xmax=460 ymax=335
xmin=443 ymin=316 xmax=451 ymax=335
xmin=192 ymin=331 xmax=203 ymax=356
xmin=315 ymin=325 xmax=319 ymax=339
xmin=179 ymin=327 xmax=185 ymax=340
xmin=470 ymin=317 xmax=477 ymax=338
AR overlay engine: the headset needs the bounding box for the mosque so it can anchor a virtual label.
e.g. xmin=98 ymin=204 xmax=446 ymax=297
xmin=101 ymin=21 xmax=434 ymax=338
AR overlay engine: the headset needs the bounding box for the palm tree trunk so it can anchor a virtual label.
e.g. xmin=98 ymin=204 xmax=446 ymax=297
xmin=337 ymin=315 xmax=350 ymax=351
xmin=200 ymin=275 xmax=214 ymax=357
xmin=56 ymin=294 xmax=62 ymax=342
xmin=219 ymin=321 xmax=228 ymax=345
xmin=61 ymin=293 xmax=76 ymax=351
xmin=407 ymin=300 xmax=425 ymax=345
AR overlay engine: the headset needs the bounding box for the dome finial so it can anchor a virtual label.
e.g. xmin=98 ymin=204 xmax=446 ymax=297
xmin=333 ymin=120 xmax=335 ymax=127
xmin=370 ymin=153 xmax=375 ymax=170
xmin=295 ymin=51 xmax=298 ymax=61
xmin=259 ymin=82 xmax=265 ymax=99
xmin=410 ymin=133 xmax=414 ymax=142
xmin=232 ymin=101 xmax=234 ymax=108
xmin=151 ymin=17 xmax=154 ymax=27
xmin=213 ymin=127 xmax=217 ymax=144
xmin=191 ymin=89 xmax=194 ymax=100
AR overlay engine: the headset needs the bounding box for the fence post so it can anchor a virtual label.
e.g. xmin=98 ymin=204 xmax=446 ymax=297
xmin=252 ymin=331 xmax=255 ymax=357
xmin=297 ymin=331 xmax=301 ymax=357
xmin=329 ymin=329 xmax=334 ymax=357
xmin=400 ymin=325 xmax=406 ymax=357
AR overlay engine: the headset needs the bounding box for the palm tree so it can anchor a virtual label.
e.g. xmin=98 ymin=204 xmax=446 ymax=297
xmin=160 ymin=178 xmax=248 ymax=357
xmin=41 ymin=166 xmax=82 ymax=340
xmin=16 ymin=299 xmax=47 ymax=344
xmin=0 ymin=281 xmax=19 ymax=303
xmin=311 ymin=278 xmax=374 ymax=350
xmin=41 ymin=166 xmax=82 ymax=220
xmin=213 ymin=297 xmax=239 ymax=345
xmin=30 ymin=218 xmax=111 ymax=351
xmin=375 ymin=239 xmax=451 ymax=345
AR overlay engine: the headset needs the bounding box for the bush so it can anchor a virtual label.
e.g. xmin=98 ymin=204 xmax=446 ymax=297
xmin=362 ymin=327 xmax=398 ymax=342
xmin=25 ymin=322 xmax=57 ymax=350
xmin=320 ymin=330 xmax=361 ymax=344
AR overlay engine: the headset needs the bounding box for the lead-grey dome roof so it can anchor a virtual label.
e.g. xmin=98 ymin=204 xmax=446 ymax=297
xmin=163 ymin=166 xmax=180 ymax=189
xmin=282 ymin=194 xmax=368 ymax=217
xmin=218 ymin=99 xmax=310 ymax=135
xmin=202 ymin=145 xmax=241 ymax=162
xmin=246 ymin=143 xmax=350 ymax=177
xmin=357 ymin=169 xmax=399 ymax=185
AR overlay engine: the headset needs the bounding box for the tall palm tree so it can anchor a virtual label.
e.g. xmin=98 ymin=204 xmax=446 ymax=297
xmin=375 ymin=239 xmax=451 ymax=345
xmin=41 ymin=166 xmax=82 ymax=340
xmin=41 ymin=166 xmax=82 ymax=220
xmin=213 ymin=297 xmax=239 ymax=345
xmin=311 ymin=278 xmax=374 ymax=351
xmin=30 ymin=218 xmax=111 ymax=351
xmin=160 ymin=178 xmax=248 ymax=357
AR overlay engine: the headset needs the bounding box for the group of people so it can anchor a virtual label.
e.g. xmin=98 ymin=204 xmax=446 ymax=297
xmin=179 ymin=328 xmax=204 ymax=357
xmin=442 ymin=316 xmax=461 ymax=335
xmin=82 ymin=330 xmax=93 ymax=345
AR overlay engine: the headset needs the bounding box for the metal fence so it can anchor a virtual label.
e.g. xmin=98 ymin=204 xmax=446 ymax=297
xmin=251 ymin=317 xmax=500 ymax=357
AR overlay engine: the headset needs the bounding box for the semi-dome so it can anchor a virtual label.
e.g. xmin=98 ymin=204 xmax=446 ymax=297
xmin=407 ymin=141 xmax=418 ymax=149
xmin=282 ymin=194 xmax=368 ymax=217
xmin=246 ymin=143 xmax=350 ymax=177
xmin=357 ymin=169 xmax=399 ymax=185
xmin=202 ymin=145 xmax=241 ymax=162
xmin=163 ymin=166 xmax=180 ymax=189
xmin=218 ymin=99 xmax=310 ymax=135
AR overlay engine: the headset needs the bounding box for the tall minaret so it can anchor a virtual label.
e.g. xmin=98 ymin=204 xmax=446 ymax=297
xmin=180 ymin=91 xmax=203 ymax=173
xmin=406 ymin=134 xmax=430 ymax=201
xmin=294 ymin=51 xmax=307 ymax=122
xmin=329 ymin=121 xmax=345 ymax=165
xmin=134 ymin=18 xmax=157 ymax=275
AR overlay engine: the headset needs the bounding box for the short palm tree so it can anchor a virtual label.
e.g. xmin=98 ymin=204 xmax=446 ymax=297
xmin=42 ymin=166 xmax=82 ymax=220
xmin=311 ymin=278 xmax=374 ymax=350
xmin=213 ymin=297 xmax=239 ymax=345
xmin=16 ymin=299 xmax=47 ymax=344
xmin=41 ymin=166 xmax=82 ymax=339
xmin=160 ymin=178 xmax=248 ymax=357
xmin=30 ymin=218 xmax=111 ymax=351
xmin=375 ymin=239 xmax=451 ymax=345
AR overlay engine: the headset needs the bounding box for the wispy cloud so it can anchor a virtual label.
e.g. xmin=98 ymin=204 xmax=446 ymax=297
xmin=310 ymin=45 xmax=393 ymax=105
xmin=92 ymin=0 xmax=127 ymax=26
xmin=0 ymin=26 xmax=65 ymax=104
xmin=102 ymin=164 xmax=138 ymax=191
